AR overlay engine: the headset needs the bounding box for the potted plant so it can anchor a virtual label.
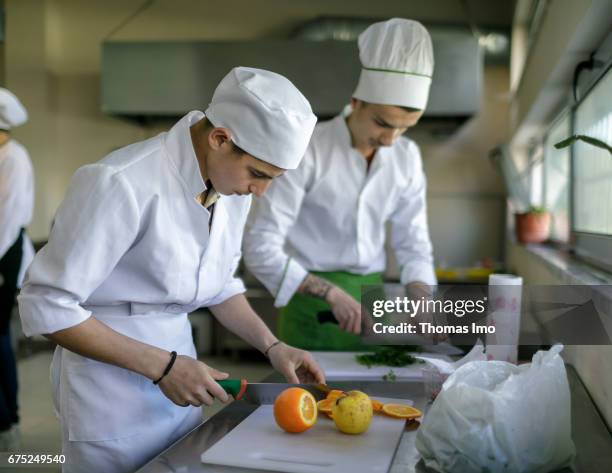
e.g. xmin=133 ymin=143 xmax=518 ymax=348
xmin=491 ymin=134 xmax=611 ymax=246
xmin=515 ymin=206 xmax=551 ymax=244
xmin=513 ymin=135 xmax=612 ymax=244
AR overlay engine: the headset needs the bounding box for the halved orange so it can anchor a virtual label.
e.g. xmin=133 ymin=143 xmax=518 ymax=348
xmin=381 ymin=403 xmax=422 ymax=420
xmin=317 ymin=398 xmax=335 ymax=414
xmin=371 ymin=399 xmax=383 ymax=412
xmin=273 ymin=387 xmax=318 ymax=433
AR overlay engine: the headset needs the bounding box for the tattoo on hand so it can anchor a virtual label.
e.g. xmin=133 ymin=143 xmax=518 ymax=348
xmin=299 ymin=274 xmax=333 ymax=301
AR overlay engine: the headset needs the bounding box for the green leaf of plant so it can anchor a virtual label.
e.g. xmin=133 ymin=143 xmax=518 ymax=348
xmin=554 ymin=136 xmax=577 ymax=150
xmin=554 ymin=135 xmax=612 ymax=154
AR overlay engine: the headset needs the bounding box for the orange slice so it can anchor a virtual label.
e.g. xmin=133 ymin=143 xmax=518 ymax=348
xmin=381 ymin=403 xmax=422 ymax=419
xmin=371 ymin=399 xmax=383 ymax=412
xmin=326 ymin=390 xmax=346 ymax=401
xmin=317 ymin=398 xmax=335 ymax=414
xmin=273 ymin=387 xmax=318 ymax=433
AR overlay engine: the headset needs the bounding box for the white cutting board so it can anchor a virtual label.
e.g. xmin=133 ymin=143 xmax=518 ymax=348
xmin=201 ymin=397 xmax=409 ymax=473
xmin=312 ymin=351 xmax=454 ymax=380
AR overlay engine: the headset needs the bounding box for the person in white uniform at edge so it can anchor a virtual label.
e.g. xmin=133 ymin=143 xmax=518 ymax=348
xmin=18 ymin=67 xmax=324 ymax=473
xmin=0 ymin=88 xmax=34 ymax=451
xmin=244 ymin=18 xmax=437 ymax=350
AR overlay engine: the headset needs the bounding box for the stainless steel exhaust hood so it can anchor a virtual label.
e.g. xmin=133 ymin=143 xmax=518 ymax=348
xmin=101 ymin=28 xmax=482 ymax=122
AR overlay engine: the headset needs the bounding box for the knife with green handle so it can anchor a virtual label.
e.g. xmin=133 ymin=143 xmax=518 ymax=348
xmin=218 ymin=378 xmax=248 ymax=400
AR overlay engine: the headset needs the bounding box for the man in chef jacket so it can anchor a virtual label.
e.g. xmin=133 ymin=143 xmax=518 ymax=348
xmin=244 ymin=19 xmax=437 ymax=350
xmin=0 ymin=88 xmax=34 ymax=451
xmin=18 ymin=67 xmax=324 ymax=473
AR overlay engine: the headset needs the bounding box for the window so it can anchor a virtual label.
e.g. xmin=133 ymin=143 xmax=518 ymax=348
xmin=543 ymin=113 xmax=571 ymax=242
xmin=529 ymin=144 xmax=544 ymax=209
xmin=572 ymin=66 xmax=612 ymax=271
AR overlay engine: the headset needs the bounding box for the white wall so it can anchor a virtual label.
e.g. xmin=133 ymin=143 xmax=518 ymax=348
xmin=419 ymin=64 xmax=509 ymax=267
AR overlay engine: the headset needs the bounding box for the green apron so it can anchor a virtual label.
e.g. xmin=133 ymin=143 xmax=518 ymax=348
xmin=278 ymin=271 xmax=383 ymax=351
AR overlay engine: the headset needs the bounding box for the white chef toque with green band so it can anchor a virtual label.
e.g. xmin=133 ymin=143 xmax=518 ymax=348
xmin=353 ymin=18 xmax=435 ymax=111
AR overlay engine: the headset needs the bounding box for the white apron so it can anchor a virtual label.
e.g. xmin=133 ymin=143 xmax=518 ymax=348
xmin=52 ymin=305 xmax=202 ymax=473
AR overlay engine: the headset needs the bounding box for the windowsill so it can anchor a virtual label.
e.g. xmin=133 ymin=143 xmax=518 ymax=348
xmin=510 ymin=240 xmax=612 ymax=285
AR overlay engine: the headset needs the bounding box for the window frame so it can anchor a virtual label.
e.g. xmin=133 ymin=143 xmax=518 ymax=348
xmin=569 ymin=62 xmax=612 ymax=273
xmin=542 ymin=110 xmax=571 ymax=244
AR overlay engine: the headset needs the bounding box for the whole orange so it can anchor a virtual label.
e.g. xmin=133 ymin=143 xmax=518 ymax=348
xmin=273 ymin=387 xmax=318 ymax=433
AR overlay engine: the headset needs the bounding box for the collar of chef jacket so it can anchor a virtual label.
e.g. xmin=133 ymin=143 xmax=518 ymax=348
xmin=163 ymin=110 xmax=208 ymax=199
xmin=331 ymin=112 xmax=390 ymax=173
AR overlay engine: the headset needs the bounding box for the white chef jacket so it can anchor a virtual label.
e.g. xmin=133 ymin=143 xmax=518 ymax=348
xmin=19 ymin=110 xmax=248 ymax=336
xmin=244 ymin=112 xmax=436 ymax=307
xmin=0 ymin=139 xmax=35 ymax=286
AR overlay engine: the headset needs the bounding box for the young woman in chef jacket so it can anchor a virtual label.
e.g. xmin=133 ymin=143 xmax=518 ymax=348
xmin=244 ymin=19 xmax=437 ymax=350
xmin=0 ymin=88 xmax=34 ymax=451
xmin=18 ymin=68 xmax=325 ymax=473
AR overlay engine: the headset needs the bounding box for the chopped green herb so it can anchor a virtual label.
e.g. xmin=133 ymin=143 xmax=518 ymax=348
xmin=382 ymin=369 xmax=397 ymax=382
xmin=355 ymin=346 xmax=423 ymax=368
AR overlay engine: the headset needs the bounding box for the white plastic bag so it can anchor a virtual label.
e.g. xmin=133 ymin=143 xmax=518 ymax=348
xmin=415 ymin=345 xmax=575 ymax=473
xmin=416 ymin=339 xmax=487 ymax=375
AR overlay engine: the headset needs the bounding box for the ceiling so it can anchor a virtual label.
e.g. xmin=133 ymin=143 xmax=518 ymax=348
xmin=44 ymin=0 xmax=515 ymax=75
xmin=53 ymin=0 xmax=516 ymax=41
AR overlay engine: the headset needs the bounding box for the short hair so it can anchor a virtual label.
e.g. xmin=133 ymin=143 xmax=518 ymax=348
xmin=232 ymin=142 xmax=248 ymax=155
xmin=357 ymin=99 xmax=421 ymax=113
xmin=204 ymin=117 xmax=247 ymax=155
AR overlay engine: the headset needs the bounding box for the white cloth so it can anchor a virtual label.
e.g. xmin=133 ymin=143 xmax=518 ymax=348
xmin=0 ymin=88 xmax=28 ymax=130
xmin=0 ymin=140 xmax=34 ymax=286
xmin=53 ymin=311 xmax=203 ymax=473
xmin=206 ymin=67 xmax=317 ymax=170
xmin=353 ymin=18 xmax=434 ymax=110
xmin=243 ymin=113 xmax=436 ymax=307
xmin=59 ymin=405 xmax=200 ymax=473
xmin=18 ymin=110 xmax=249 ymax=472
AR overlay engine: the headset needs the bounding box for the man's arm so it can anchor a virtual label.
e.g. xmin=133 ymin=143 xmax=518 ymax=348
xmin=209 ymin=294 xmax=325 ymax=384
xmin=406 ymin=281 xmax=434 ymax=298
xmin=243 ymin=151 xmax=313 ymax=308
xmin=297 ymin=274 xmax=363 ymax=335
xmin=46 ymin=317 xmax=230 ymax=407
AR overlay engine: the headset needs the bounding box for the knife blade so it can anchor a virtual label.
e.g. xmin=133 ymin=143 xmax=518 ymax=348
xmin=218 ymin=379 xmax=325 ymax=405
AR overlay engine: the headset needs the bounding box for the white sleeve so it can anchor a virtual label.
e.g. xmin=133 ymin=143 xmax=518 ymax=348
xmin=389 ymin=145 xmax=437 ymax=287
xmin=0 ymin=151 xmax=28 ymax=259
xmin=243 ymin=154 xmax=314 ymax=307
xmin=206 ymin=251 xmax=246 ymax=306
xmin=18 ymin=164 xmax=140 ymax=336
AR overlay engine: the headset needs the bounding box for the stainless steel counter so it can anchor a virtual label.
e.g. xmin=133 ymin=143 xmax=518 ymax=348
xmin=136 ymin=366 xmax=611 ymax=473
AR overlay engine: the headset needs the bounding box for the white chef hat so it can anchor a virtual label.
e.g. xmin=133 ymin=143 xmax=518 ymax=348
xmin=353 ymin=18 xmax=434 ymax=110
xmin=0 ymin=88 xmax=28 ymax=130
xmin=205 ymin=67 xmax=317 ymax=170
